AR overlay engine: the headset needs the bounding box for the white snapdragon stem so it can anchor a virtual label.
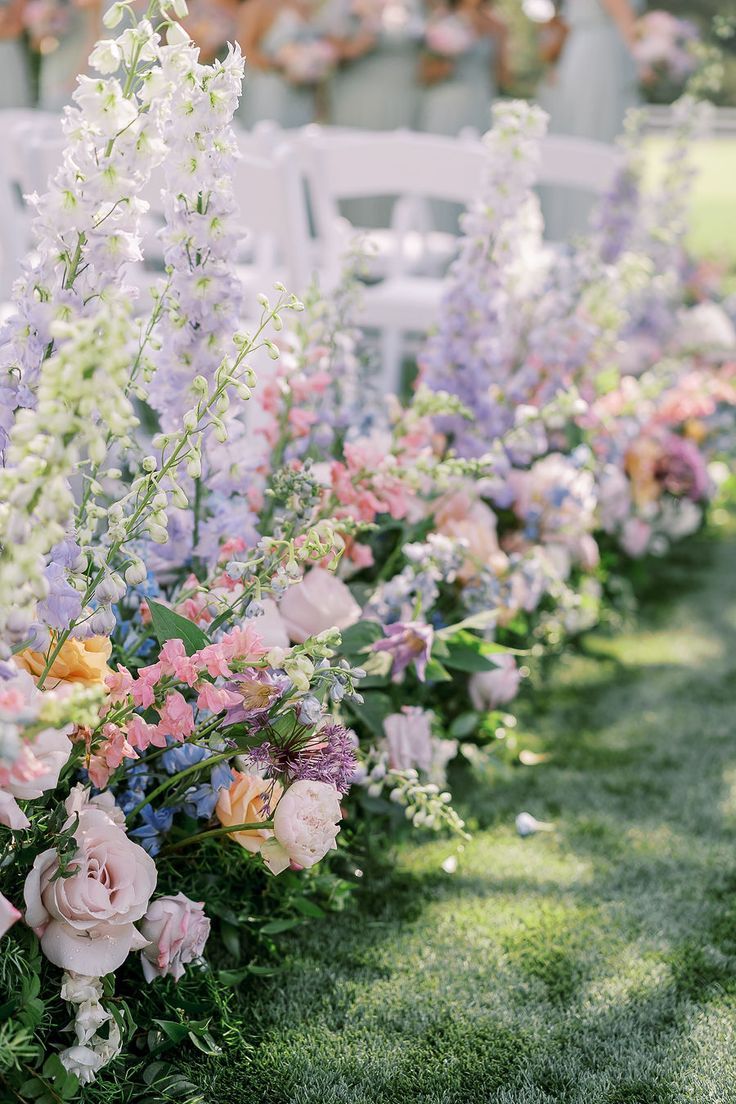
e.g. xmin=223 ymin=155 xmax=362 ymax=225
xmin=58 ymin=972 xmax=122 ymax=1085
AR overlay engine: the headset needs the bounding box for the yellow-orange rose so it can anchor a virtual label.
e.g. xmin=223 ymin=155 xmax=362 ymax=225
xmin=624 ymin=438 xmax=663 ymax=507
xmin=215 ymin=772 xmax=282 ymax=853
xmin=15 ymin=636 xmax=113 ymax=689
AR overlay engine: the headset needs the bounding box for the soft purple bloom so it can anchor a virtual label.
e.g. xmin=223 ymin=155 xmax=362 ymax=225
xmin=37 ymin=562 xmax=83 ymax=632
xmin=373 ymin=621 xmax=434 ymax=683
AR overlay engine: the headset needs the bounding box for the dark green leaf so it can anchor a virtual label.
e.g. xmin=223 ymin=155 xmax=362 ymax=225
xmin=148 ymin=601 xmax=209 ymax=656
xmin=260 ymin=917 xmax=302 ymax=935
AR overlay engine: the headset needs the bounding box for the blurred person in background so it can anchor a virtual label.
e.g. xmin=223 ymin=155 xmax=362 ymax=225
xmin=33 ymin=0 xmax=101 ymax=109
xmin=0 ymin=0 xmax=31 ymax=107
xmin=417 ymin=0 xmax=509 ymax=138
xmin=184 ymin=0 xmax=237 ymax=62
xmin=325 ymin=0 xmax=425 ymax=226
xmin=236 ymin=0 xmax=335 ymax=130
xmin=417 ymin=0 xmax=509 ymax=232
xmin=326 ymin=0 xmax=425 ymax=131
xmin=539 ymin=0 xmax=643 ymax=239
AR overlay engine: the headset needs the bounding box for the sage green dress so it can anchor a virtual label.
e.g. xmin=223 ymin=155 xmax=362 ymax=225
xmin=0 ymin=1 xmax=31 ymax=108
xmin=326 ymin=0 xmax=425 ymax=227
xmin=237 ymin=6 xmax=318 ymax=130
xmin=540 ymin=0 xmax=642 ymax=241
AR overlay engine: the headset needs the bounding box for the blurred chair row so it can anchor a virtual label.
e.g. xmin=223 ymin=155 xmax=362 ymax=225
xmin=0 ymin=111 xmax=623 ymax=389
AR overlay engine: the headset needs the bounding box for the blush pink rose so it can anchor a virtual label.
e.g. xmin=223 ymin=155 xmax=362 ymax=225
xmin=621 ymin=517 xmax=652 ymax=558
xmin=435 ymin=488 xmax=508 ymax=583
xmin=469 ymin=654 xmax=522 ymax=711
xmin=279 ymin=569 xmax=361 ymax=644
xmin=0 ymin=891 xmax=21 ymax=938
xmin=139 ymin=893 xmax=211 ymax=983
xmin=24 ymin=788 xmax=157 ymax=974
xmin=0 ymin=666 xmax=74 ymax=830
xmin=252 ymin=599 xmax=290 ymax=649
xmin=261 ymin=780 xmax=342 ymax=875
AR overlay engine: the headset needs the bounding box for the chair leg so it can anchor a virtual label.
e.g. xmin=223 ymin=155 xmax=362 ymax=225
xmin=380 ymin=328 xmax=404 ymax=396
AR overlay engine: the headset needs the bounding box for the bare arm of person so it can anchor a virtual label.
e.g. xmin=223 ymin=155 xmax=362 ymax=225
xmin=0 ymin=0 xmax=25 ymax=39
xmin=600 ymin=0 xmax=638 ymax=49
xmin=237 ymin=0 xmax=275 ymax=70
xmin=478 ymin=8 xmax=510 ymax=88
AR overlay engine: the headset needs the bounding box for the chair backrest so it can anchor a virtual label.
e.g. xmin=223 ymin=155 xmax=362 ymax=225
xmin=231 ymin=141 xmax=313 ymax=296
xmin=0 ymin=111 xmax=65 ymax=297
xmin=538 ymin=134 xmax=624 ymax=195
xmin=303 ymin=127 xmax=487 ymax=207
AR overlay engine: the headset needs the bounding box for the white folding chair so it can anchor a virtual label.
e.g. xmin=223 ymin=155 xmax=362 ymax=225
xmin=538 ymin=134 xmax=624 ymax=197
xmin=0 ymin=111 xmax=63 ymax=298
xmin=301 ymin=127 xmax=488 ymax=391
xmin=231 ymin=142 xmax=313 ymax=304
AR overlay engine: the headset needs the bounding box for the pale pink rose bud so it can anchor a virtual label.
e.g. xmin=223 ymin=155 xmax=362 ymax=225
xmin=262 ymin=780 xmax=342 ymax=875
xmin=140 ymin=893 xmax=211 ymax=983
xmin=469 ymin=654 xmax=522 ymax=711
xmin=279 ymin=569 xmax=361 ymax=644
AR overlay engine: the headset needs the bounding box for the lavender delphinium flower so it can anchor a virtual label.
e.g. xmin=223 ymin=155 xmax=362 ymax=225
xmin=419 ymin=100 xmax=548 ymax=458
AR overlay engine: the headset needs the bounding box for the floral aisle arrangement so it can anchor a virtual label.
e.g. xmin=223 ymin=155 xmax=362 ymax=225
xmin=0 ymin=14 xmax=735 ymax=1099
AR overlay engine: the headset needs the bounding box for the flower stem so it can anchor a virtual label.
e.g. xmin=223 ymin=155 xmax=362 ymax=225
xmin=160 ymin=819 xmax=274 ymax=855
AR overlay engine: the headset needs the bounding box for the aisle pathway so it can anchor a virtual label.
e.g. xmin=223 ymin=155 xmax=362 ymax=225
xmin=200 ymin=533 xmax=736 ymax=1104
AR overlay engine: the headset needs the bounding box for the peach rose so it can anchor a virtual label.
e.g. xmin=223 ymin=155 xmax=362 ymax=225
xmin=435 ymin=488 xmax=507 ymax=583
xmin=24 ymin=787 xmax=157 ymax=974
xmin=279 ymin=569 xmax=361 ymax=644
xmin=15 ymin=636 xmax=112 ymax=689
xmin=215 ymin=771 xmax=282 ymax=853
xmin=261 ymin=780 xmax=342 ymax=876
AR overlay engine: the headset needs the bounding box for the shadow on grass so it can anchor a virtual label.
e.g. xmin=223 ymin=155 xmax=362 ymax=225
xmin=183 ymin=531 xmax=736 ymax=1104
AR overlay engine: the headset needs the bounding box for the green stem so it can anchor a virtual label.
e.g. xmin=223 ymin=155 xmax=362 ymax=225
xmin=160 ymin=819 xmax=274 ymax=855
xmin=125 ymin=749 xmax=233 ymax=826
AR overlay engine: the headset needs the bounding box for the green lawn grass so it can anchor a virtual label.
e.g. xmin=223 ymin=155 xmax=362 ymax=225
xmin=645 ymin=136 xmax=736 ymax=264
xmin=183 ymin=528 xmax=736 ymax=1103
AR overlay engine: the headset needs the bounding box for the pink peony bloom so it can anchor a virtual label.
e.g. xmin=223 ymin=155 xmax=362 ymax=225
xmin=279 ymin=568 xmax=361 ymax=644
xmin=24 ymin=787 xmax=157 ymax=974
xmin=261 ymin=780 xmax=342 ymax=876
xmin=469 ymin=654 xmax=522 ymax=711
xmin=139 ymin=893 xmax=211 ymax=983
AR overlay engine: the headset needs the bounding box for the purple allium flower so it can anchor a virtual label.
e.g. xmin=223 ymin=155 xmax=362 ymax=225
xmin=373 ymin=620 xmax=434 ymax=683
xmin=290 ymin=723 xmax=359 ymax=796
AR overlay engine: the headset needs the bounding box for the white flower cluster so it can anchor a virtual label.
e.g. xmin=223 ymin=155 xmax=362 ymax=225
xmin=58 ymin=973 xmax=122 ymax=1086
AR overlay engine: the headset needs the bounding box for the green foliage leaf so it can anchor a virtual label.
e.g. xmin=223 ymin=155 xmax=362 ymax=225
xmin=449 ymin=711 xmax=482 ymax=738
xmin=345 ymin=690 xmax=393 ymax=740
xmin=148 ymin=600 xmax=210 ymax=656
xmin=292 ymin=897 xmax=326 ymax=919
xmin=260 ymin=917 xmax=303 ymax=935
xmin=425 ymin=658 xmax=453 ymax=683
xmin=339 ymin=620 xmax=384 ymax=657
